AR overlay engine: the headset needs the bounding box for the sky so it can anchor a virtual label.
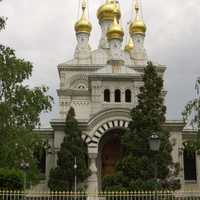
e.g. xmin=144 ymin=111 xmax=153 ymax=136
xmin=0 ymin=0 xmax=199 ymax=127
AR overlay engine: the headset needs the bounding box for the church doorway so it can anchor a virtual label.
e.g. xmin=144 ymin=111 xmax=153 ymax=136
xmin=98 ymin=128 xmax=125 ymax=190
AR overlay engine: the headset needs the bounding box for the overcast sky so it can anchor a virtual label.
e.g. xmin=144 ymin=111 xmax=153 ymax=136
xmin=0 ymin=0 xmax=199 ymax=127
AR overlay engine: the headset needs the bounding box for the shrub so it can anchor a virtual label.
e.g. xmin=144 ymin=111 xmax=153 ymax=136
xmin=0 ymin=168 xmax=23 ymax=190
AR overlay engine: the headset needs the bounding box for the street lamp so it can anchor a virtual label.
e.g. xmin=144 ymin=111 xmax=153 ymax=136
xmin=149 ymin=134 xmax=161 ymax=152
xmin=149 ymin=133 xmax=160 ymax=195
xmin=74 ymin=157 xmax=77 ymax=194
xmin=20 ymin=160 xmax=30 ymax=191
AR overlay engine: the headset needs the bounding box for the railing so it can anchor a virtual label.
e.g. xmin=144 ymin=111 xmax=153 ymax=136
xmin=0 ymin=191 xmax=200 ymax=200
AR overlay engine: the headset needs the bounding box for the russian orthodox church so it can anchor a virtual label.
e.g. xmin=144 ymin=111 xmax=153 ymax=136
xmin=37 ymin=0 xmax=199 ymax=192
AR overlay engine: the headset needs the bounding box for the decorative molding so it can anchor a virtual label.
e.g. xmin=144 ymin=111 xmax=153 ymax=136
xmin=69 ymin=74 xmax=88 ymax=88
xmin=88 ymin=108 xmax=131 ymax=130
xmin=72 ymin=101 xmax=90 ymax=106
xmin=86 ymin=119 xmax=129 ymax=148
xmin=57 ymin=89 xmax=90 ymax=97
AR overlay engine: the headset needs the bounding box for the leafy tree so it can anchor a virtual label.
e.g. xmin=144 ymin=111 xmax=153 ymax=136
xmin=182 ymin=78 xmax=200 ymax=152
xmin=0 ymin=45 xmax=53 ymax=182
xmin=0 ymin=0 xmax=6 ymax=31
xmin=0 ymin=0 xmax=53 ymax=187
xmin=103 ymin=62 xmax=180 ymax=191
xmin=48 ymin=107 xmax=90 ymax=191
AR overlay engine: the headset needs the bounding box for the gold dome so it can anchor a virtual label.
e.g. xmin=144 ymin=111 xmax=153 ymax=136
xmin=124 ymin=38 xmax=134 ymax=53
xmin=129 ymin=1 xmax=146 ymax=35
xmin=97 ymin=0 xmax=121 ymax=22
xmin=107 ymin=17 xmax=124 ymax=41
xmin=75 ymin=1 xmax=92 ymax=34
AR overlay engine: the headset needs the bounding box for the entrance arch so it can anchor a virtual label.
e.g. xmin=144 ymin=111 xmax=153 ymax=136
xmin=86 ymin=119 xmax=129 ymax=148
xmin=85 ymin=118 xmax=130 ymax=191
xmin=97 ymin=128 xmax=126 ymax=189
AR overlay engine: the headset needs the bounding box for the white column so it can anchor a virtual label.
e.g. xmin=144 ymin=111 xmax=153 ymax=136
xmin=131 ymin=34 xmax=147 ymax=66
xmin=99 ymin=21 xmax=112 ymax=49
xmin=87 ymin=148 xmax=98 ymax=193
xmin=196 ymin=152 xmax=200 ymax=187
xmin=121 ymin=89 xmax=125 ymax=103
xmin=178 ymin=148 xmax=185 ymax=189
xmin=111 ymin=90 xmax=114 ymax=103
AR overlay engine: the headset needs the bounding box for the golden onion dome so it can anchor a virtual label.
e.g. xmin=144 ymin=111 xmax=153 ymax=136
xmin=107 ymin=17 xmax=124 ymax=41
xmin=129 ymin=1 xmax=146 ymax=35
xmin=97 ymin=0 xmax=121 ymax=22
xmin=75 ymin=1 xmax=92 ymax=34
xmin=124 ymin=38 xmax=134 ymax=53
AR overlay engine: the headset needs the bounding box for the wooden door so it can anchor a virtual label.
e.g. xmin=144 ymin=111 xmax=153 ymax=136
xmin=101 ymin=136 xmax=121 ymax=177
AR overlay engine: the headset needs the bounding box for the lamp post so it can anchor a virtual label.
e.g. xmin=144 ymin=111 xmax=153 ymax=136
xmin=20 ymin=160 xmax=30 ymax=191
xmin=149 ymin=133 xmax=160 ymax=198
xmin=74 ymin=157 xmax=77 ymax=194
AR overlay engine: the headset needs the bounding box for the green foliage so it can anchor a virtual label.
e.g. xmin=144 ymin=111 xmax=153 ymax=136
xmin=0 ymin=168 xmax=23 ymax=190
xmin=48 ymin=107 xmax=90 ymax=191
xmin=182 ymin=78 xmax=200 ymax=152
xmin=0 ymin=45 xmax=53 ymax=130
xmin=0 ymin=17 xmax=5 ymax=31
xmin=103 ymin=62 xmax=180 ymax=191
xmin=0 ymin=1 xmax=6 ymax=31
xmin=0 ymin=44 xmax=53 ymax=184
xmin=0 ymin=3 xmax=53 ymax=186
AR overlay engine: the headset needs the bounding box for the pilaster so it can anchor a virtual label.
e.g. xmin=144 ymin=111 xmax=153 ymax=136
xmin=178 ymin=148 xmax=185 ymax=188
xmin=87 ymin=148 xmax=98 ymax=193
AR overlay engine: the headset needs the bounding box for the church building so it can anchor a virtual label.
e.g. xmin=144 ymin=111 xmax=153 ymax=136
xmin=37 ymin=0 xmax=199 ymax=192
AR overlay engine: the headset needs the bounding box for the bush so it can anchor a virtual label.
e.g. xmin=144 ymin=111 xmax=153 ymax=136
xmin=0 ymin=168 xmax=23 ymax=190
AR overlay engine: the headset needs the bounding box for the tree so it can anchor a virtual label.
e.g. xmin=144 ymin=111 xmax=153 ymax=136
xmin=0 ymin=0 xmax=53 ymax=186
xmin=48 ymin=107 xmax=90 ymax=191
xmin=0 ymin=0 xmax=6 ymax=31
xmin=182 ymin=78 xmax=200 ymax=152
xmin=0 ymin=45 xmax=53 ymax=182
xmin=103 ymin=62 xmax=180 ymax=191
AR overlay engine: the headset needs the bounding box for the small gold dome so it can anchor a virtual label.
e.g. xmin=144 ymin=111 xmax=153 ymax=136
xmin=129 ymin=19 xmax=146 ymax=35
xmin=124 ymin=38 xmax=134 ymax=53
xmin=97 ymin=0 xmax=121 ymax=22
xmin=129 ymin=1 xmax=146 ymax=35
xmin=107 ymin=17 xmax=124 ymax=41
xmin=75 ymin=1 xmax=92 ymax=34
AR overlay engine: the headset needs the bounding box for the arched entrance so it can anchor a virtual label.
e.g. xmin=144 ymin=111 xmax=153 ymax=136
xmin=98 ymin=128 xmax=125 ymax=190
xmin=85 ymin=118 xmax=129 ymax=191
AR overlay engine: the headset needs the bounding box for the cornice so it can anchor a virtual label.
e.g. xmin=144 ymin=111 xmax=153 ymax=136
xmin=128 ymin=65 xmax=166 ymax=73
xmin=33 ymin=128 xmax=54 ymax=137
xmin=58 ymin=64 xmax=103 ymax=71
xmin=57 ymin=89 xmax=90 ymax=97
xmin=163 ymin=120 xmax=186 ymax=132
xmin=88 ymin=74 xmax=142 ymax=81
xmin=50 ymin=118 xmax=89 ymax=131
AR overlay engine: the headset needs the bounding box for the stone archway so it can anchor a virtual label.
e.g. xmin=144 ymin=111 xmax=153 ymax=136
xmin=98 ymin=128 xmax=126 ymax=190
xmin=85 ymin=118 xmax=129 ymax=192
xmin=85 ymin=119 xmax=129 ymax=148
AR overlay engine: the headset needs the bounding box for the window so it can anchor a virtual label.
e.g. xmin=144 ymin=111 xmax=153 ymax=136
xmin=184 ymin=150 xmax=197 ymax=181
xmin=104 ymin=89 xmax=110 ymax=102
xmin=34 ymin=148 xmax=46 ymax=174
xmin=115 ymin=89 xmax=121 ymax=102
xmin=125 ymin=89 xmax=132 ymax=103
xmin=77 ymin=84 xmax=86 ymax=90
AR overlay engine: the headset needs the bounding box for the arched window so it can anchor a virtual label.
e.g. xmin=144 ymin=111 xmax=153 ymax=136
xmin=77 ymin=84 xmax=86 ymax=90
xmin=125 ymin=89 xmax=132 ymax=103
xmin=184 ymin=150 xmax=197 ymax=181
xmin=115 ymin=89 xmax=121 ymax=102
xmin=104 ymin=89 xmax=110 ymax=102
